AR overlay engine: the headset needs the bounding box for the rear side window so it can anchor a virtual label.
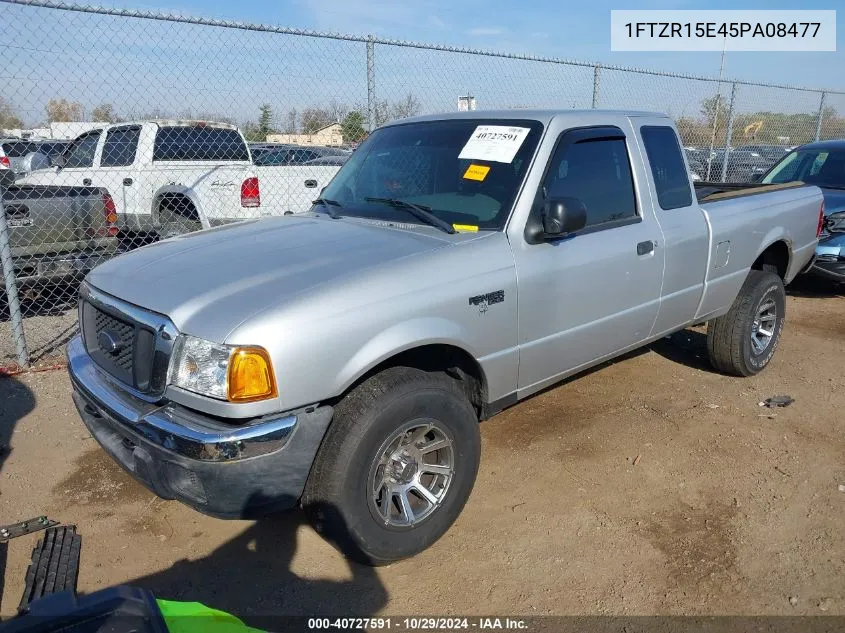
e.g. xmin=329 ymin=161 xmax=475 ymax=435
xmin=64 ymin=131 xmax=101 ymax=169
xmin=153 ymin=126 xmax=249 ymax=161
xmin=1 ymin=141 xmax=39 ymax=157
xmin=101 ymin=126 xmax=141 ymax=167
xmin=641 ymin=126 xmax=693 ymax=210
xmin=544 ymin=136 xmax=638 ymax=228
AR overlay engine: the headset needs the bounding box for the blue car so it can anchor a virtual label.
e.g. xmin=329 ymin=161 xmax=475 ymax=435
xmin=760 ymin=139 xmax=845 ymax=282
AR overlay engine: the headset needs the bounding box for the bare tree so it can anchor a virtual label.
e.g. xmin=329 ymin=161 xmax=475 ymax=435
xmin=301 ymin=107 xmax=334 ymax=133
xmin=45 ymin=98 xmax=84 ymax=122
xmin=91 ymin=103 xmax=118 ymax=123
xmin=392 ymin=93 xmax=421 ymax=120
xmin=284 ymin=108 xmax=298 ymax=134
xmin=0 ymin=96 xmax=24 ymax=129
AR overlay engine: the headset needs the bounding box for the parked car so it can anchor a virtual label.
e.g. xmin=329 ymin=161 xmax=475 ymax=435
xmin=303 ymin=154 xmax=350 ymax=166
xmin=20 ymin=121 xmax=340 ymax=246
xmin=1 ymin=139 xmax=44 ymax=175
xmin=760 ymin=139 xmax=845 ymax=282
xmin=0 ymin=170 xmax=118 ymax=296
xmin=250 ymin=144 xmax=348 ymax=166
xmin=67 ymin=109 xmax=821 ymax=565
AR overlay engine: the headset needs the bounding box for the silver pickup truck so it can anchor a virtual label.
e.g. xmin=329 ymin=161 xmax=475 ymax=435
xmin=67 ymin=110 xmax=821 ymax=564
xmin=1 ymin=175 xmax=118 ymax=295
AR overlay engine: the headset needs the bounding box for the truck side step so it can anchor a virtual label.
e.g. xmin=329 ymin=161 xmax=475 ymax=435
xmin=18 ymin=526 xmax=81 ymax=613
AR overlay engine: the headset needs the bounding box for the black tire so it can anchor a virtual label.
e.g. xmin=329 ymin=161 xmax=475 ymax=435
xmin=707 ymin=269 xmax=786 ymax=376
xmin=302 ymin=366 xmax=481 ymax=565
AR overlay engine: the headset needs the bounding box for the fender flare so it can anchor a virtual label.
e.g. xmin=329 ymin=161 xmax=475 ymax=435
xmin=151 ymin=185 xmax=210 ymax=229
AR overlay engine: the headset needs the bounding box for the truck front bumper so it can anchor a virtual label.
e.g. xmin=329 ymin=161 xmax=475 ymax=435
xmin=67 ymin=335 xmax=333 ymax=518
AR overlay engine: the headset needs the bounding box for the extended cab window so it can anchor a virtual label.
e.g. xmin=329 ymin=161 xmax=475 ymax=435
xmin=543 ymin=135 xmax=637 ymax=228
xmin=63 ymin=131 xmax=101 ymax=168
xmin=153 ymin=126 xmax=249 ymax=161
xmin=640 ymin=126 xmax=693 ymax=210
xmin=101 ymin=126 xmax=141 ymax=167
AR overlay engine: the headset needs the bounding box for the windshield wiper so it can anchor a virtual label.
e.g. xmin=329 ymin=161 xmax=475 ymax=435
xmin=364 ymin=197 xmax=455 ymax=234
xmin=312 ymin=197 xmax=343 ymax=219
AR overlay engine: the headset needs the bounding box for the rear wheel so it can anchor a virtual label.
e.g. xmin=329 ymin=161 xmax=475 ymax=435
xmin=707 ymin=270 xmax=786 ymax=376
xmin=303 ymin=367 xmax=480 ymax=565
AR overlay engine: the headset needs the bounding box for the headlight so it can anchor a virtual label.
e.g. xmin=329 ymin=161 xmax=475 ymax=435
xmin=168 ymin=335 xmax=277 ymax=403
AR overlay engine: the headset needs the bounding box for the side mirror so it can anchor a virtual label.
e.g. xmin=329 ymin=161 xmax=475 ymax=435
xmin=541 ymin=197 xmax=588 ymax=237
xmin=52 ymin=154 xmax=66 ymax=169
xmin=749 ymin=173 xmax=763 ymax=183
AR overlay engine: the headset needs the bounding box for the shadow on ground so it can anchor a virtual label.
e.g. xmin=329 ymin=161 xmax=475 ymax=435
xmin=649 ymin=329 xmax=712 ymax=372
xmin=129 ymin=499 xmax=388 ymax=626
xmin=0 ymin=374 xmax=37 ymax=606
xmin=786 ymin=274 xmax=844 ymax=298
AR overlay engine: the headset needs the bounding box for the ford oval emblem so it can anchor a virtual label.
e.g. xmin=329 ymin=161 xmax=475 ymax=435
xmin=97 ymin=329 xmax=124 ymax=355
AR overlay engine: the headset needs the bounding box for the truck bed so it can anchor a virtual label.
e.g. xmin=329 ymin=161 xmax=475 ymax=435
xmin=694 ymin=181 xmax=807 ymax=204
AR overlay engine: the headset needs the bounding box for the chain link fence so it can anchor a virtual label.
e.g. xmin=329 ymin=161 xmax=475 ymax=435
xmin=1 ymin=0 xmax=844 ymax=371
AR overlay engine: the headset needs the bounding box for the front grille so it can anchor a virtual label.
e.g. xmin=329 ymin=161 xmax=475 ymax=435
xmin=81 ymin=298 xmax=168 ymax=395
xmin=93 ymin=309 xmax=135 ymax=373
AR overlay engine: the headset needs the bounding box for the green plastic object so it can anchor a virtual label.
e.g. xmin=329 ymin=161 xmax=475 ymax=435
xmin=156 ymin=599 xmax=265 ymax=633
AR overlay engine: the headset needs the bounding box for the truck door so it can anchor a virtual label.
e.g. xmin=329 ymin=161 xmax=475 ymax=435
xmin=54 ymin=130 xmax=102 ymax=188
xmin=510 ymin=123 xmax=665 ymax=395
xmin=96 ymin=125 xmax=142 ymax=224
xmin=632 ymin=119 xmax=709 ymax=335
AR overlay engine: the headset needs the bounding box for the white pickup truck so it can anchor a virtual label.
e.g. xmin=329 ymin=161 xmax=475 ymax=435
xmin=21 ymin=121 xmax=340 ymax=245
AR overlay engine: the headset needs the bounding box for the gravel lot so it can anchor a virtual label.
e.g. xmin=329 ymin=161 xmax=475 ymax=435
xmin=1 ymin=276 xmax=843 ymax=621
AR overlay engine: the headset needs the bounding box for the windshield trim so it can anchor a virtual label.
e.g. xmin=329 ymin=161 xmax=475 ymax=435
xmin=318 ymin=117 xmax=546 ymax=233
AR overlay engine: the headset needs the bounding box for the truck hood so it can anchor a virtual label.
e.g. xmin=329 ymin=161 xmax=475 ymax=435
xmin=87 ymin=215 xmax=454 ymax=341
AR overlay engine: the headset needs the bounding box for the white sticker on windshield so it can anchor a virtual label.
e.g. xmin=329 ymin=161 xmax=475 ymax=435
xmin=458 ymin=125 xmax=531 ymax=163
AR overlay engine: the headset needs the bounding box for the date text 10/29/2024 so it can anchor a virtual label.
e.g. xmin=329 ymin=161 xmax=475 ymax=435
xmin=308 ymin=618 xmax=529 ymax=630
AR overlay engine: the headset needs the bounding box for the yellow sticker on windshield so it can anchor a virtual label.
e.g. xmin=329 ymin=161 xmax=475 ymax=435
xmin=463 ymin=164 xmax=490 ymax=181
xmin=453 ymin=224 xmax=479 ymax=232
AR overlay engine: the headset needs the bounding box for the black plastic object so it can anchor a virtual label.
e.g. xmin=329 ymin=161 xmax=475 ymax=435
xmin=19 ymin=526 xmax=81 ymax=612
xmin=2 ymin=586 xmax=168 ymax=633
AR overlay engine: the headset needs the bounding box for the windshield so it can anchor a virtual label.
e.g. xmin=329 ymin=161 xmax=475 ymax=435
xmin=762 ymin=148 xmax=845 ymax=188
xmin=318 ymin=118 xmax=544 ymax=230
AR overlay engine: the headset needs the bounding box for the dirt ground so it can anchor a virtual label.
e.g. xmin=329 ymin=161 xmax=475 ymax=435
xmin=1 ymin=276 xmax=843 ymax=621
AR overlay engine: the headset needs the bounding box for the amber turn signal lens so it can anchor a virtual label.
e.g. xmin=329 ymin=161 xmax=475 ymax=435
xmin=227 ymin=347 xmax=277 ymax=402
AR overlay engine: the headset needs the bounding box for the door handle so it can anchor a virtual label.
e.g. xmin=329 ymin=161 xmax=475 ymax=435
xmin=304 ymin=179 xmax=318 ymax=188
xmin=82 ymin=178 xmax=92 ymax=186
xmin=123 ymin=177 xmax=133 ymax=186
xmin=637 ymin=240 xmax=655 ymax=256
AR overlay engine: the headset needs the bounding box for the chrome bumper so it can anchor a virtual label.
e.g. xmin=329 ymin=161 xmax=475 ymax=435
xmin=67 ymin=335 xmax=296 ymax=462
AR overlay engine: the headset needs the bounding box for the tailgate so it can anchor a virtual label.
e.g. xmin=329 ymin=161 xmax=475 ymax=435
xmin=3 ymin=186 xmax=108 ymax=255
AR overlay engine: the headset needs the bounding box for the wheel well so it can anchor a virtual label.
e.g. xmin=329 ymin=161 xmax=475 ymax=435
xmin=752 ymin=241 xmax=789 ymax=280
xmin=157 ymin=192 xmax=198 ymax=221
xmin=342 ymin=345 xmax=488 ymax=420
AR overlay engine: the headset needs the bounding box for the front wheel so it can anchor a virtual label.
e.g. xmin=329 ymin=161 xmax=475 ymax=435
xmin=707 ymin=269 xmax=786 ymax=376
xmin=302 ymin=367 xmax=481 ymax=565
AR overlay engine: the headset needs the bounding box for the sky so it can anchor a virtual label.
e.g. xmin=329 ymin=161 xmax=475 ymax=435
xmin=104 ymin=0 xmax=843 ymax=89
xmin=1 ymin=0 xmax=842 ymax=128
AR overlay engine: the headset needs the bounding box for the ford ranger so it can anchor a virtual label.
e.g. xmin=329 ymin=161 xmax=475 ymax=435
xmin=66 ymin=110 xmax=822 ymax=565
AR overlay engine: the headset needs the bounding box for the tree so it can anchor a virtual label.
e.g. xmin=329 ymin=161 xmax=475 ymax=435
xmin=301 ymin=107 xmax=334 ymax=134
xmin=91 ymin=103 xmax=118 ymax=123
xmin=258 ymin=104 xmax=274 ymax=140
xmin=700 ymin=93 xmax=727 ymax=127
xmin=341 ymin=111 xmax=367 ymax=144
xmin=284 ymin=108 xmax=298 ymax=134
xmin=392 ymin=93 xmax=421 ymax=120
xmin=45 ymin=98 xmax=84 ymax=122
xmin=0 ymin=97 xmax=24 ymax=129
